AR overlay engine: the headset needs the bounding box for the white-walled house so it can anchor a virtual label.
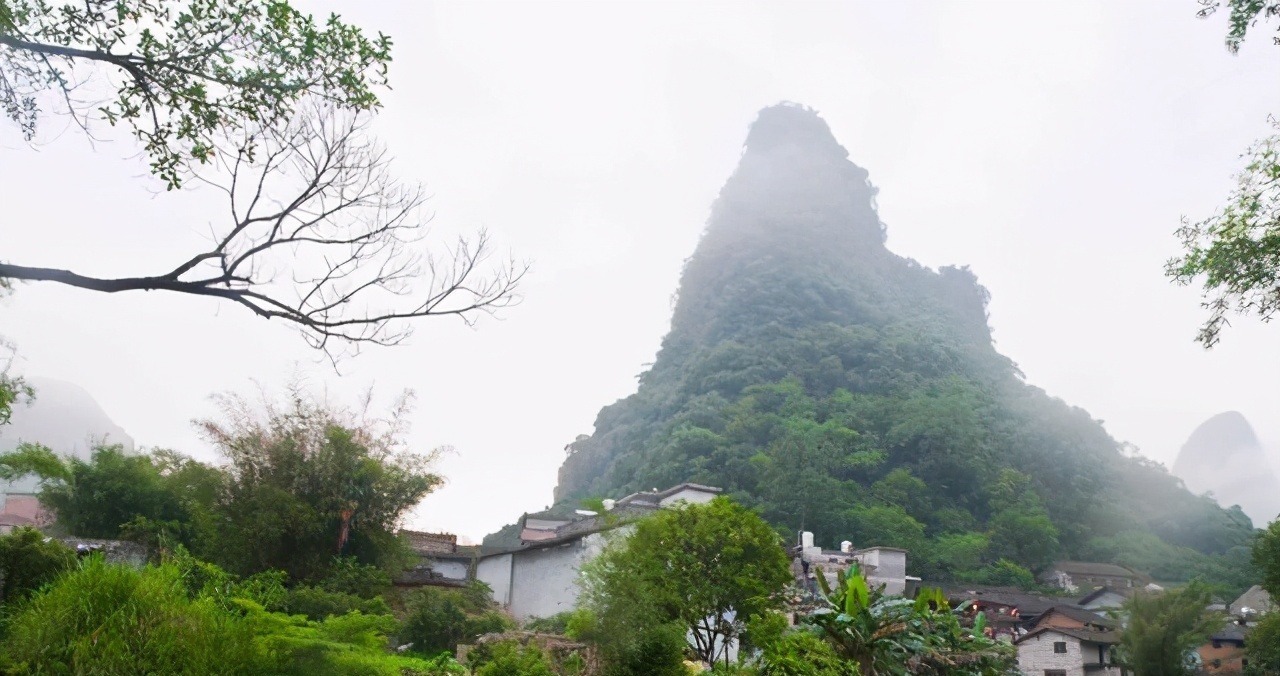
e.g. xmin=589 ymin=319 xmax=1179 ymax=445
xmin=476 ymin=529 xmax=616 ymax=620
xmin=475 ymin=483 xmax=722 ymax=620
xmin=1014 ymin=626 xmax=1123 ymax=676
xmin=792 ymin=530 xmax=919 ymax=597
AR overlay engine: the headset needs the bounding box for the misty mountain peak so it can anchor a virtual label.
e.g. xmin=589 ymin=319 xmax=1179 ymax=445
xmin=744 ymin=102 xmax=849 ymax=160
xmin=1173 ymin=411 xmax=1280 ymax=525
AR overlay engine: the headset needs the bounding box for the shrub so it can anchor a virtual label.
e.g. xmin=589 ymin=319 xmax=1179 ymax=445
xmin=0 ymin=557 xmax=266 ymax=674
xmin=0 ymin=526 xmax=75 ymax=605
xmin=319 ymin=556 xmax=393 ymax=598
xmin=469 ymin=640 xmax=558 ymax=676
xmin=400 ymin=582 xmax=514 ymax=656
xmin=757 ymin=630 xmax=856 ymax=676
xmin=278 ymin=585 xmax=392 ymax=621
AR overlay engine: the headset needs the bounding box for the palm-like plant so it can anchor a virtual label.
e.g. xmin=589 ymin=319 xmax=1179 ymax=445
xmin=801 ymin=565 xmax=1017 ymax=675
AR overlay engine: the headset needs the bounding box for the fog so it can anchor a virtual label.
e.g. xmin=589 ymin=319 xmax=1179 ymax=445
xmin=3 ymin=1 xmax=1280 ymax=540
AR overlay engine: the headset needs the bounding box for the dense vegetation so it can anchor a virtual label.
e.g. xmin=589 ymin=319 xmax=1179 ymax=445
xmin=0 ymin=389 xmax=439 ymax=584
xmin=554 ymin=103 xmax=1257 ymax=591
xmin=0 ymin=390 xmax=494 ymax=673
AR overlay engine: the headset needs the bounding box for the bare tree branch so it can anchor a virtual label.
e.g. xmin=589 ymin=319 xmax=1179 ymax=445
xmin=0 ymin=106 xmax=528 ymax=360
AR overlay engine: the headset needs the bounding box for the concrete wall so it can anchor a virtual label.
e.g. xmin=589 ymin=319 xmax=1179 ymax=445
xmin=658 ymin=488 xmax=718 ymax=507
xmin=476 ymin=553 xmax=513 ymax=606
xmin=506 ymin=531 xmax=612 ymax=620
xmin=432 ymin=559 xmax=470 ymax=582
xmin=859 ymin=548 xmax=907 ymax=595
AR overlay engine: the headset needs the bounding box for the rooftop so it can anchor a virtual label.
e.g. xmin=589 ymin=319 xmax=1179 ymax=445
xmin=1043 ymin=561 xmax=1143 ymax=579
xmin=1015 ymin=625 xmax=1121 ymax=646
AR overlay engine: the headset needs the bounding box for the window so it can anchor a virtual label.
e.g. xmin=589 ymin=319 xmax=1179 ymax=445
xmin=1053 ymin=641 xmax=1068 ymax=654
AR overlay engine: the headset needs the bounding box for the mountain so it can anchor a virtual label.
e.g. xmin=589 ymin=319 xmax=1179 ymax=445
xmin=548 ymin=103 xmax=1256 ymax=586
xmin=1 ymin=376 xmax=134 ymax=495
xmin=1173 ymin=411 xmax=1280 ymax=526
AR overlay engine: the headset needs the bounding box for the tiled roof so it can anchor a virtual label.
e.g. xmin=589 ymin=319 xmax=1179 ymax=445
xmin=1044 ymin=561 xmax=1142 ymax=579
xmin=1077 ymin=586 xmax=1134 ymax=605
xmin=1015 ymin=625 xmax=1121 ymax=646
xmin=0 ymin=512 xmax=36 ymax=526
xmin=946 ymin=586 xmax=1062 ymax=617
xmin=1032 ymin=605 xmax=1117 ymax=629
xmin=1231 ymin=585 xmax=1274 ymax=615
xmin=1211 ymin=622 xmax=1249 ymax=643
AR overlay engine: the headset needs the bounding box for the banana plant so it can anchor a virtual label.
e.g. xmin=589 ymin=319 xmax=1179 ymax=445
xmin=799 ymin=564 xmax=1016 ymax=676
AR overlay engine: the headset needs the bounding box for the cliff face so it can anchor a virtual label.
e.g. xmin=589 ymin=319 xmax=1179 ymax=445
xmin=1173 ymin=412 xmax=1280 ymax=526
xmin=548 ymin=103 xmax=1253 ymax=581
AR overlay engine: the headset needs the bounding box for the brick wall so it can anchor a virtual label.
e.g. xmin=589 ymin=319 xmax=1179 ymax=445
xmin=1017 ymin=632 xmax=1085 ymax=676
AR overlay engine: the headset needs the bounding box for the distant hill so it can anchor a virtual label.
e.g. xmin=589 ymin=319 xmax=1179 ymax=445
xmin=1173 ymin=411 xmax=1280 ymax=526
xmin=1 ymin=376 xmax=134 ymax=495
xmin=544 ymin=103 xmax=1257 ymax=588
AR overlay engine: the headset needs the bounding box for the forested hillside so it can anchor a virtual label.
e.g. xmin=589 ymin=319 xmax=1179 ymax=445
xmin=552 ymin=103 xmax=1256 ymax=588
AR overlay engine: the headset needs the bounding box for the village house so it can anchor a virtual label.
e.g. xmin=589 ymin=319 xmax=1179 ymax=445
xmin=1229 ymin=585 xmax=1274 ymax=619
xmin=1196 ymin=622 xmax=1248 ymax=675
xmin=406 ymin=483 xmax=923 ymax=624
xmin=475 ymin=483 xmax=723 ymax=620
xmin=790 ymin=531 xmax=920 ymax=597
xmin=1076 ymin=586 xmax=1133 ymax=612
xmin=396 ymin=531 xmax=477 ymax=588
xmin=1028 ymin=605 xmax=1117 ymax=634
xmin=1039 ymin=561 xmax=1149 ymax=594
xmin=945 ymin=587 xmax=1060 ymax=641
xmin=1014 ymin=625 xmax=1123 ymax=676
xmin=0 ymin=511 xmax=36 ymax=536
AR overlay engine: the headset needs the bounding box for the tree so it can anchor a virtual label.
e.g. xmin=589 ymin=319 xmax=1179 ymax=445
xmin=1195 ymin=0 xmax=1280 ymax=54
xmin=196 ymin=387 xmax=441 ymax=580
xmin=0 ymin=444 xmax=193 ymax=539
xmin=0 ymin=0 xmax=390 ymax=187
xmin=1245 ymin=611 xmax=1280 ymax=674
xmin=1254 ymin=518 xmax=1280 ymax=595
xmin=1116 ymin=582 xmax=1223 ymax=676
xmin=400 ymin=582 xmax=512 ymax=656
xmin=0 ymin=281 xmax=32 ymax=426
xmin=0 ymin=2 xmax=525 ymax=357
xmin=1167 ymin=1 xmax=1280 ymax=347
xmin=581 ymin=496 xmax=792 ymax=665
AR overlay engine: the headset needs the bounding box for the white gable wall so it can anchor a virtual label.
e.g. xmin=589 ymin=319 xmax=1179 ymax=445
xmin=658 ymin=487 xmax=719 ymax=507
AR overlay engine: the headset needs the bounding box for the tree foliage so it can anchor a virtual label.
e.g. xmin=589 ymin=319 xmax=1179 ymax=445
xmin=1168 ymin=1 xmax=1280 ymax=346
xmin=0 ymin=387 xmax=444 ymax=585
xmin=1196 ymin=0 xmax=1280 ymax=54
xmin=582 ymin=496 xmax=792 ymax=665
xmin=0 ymin=0 xmax=390 ymax=187
xmin=195 ymin=387 xmax=441 ymax=580
xmin=1116 ymin=582 xmax=1223 ymax=676
xmin=1245 ymin=610 xmax=1280 ymax=675
xmin=0 ymin=526 xmax=74 ymax=605
xmin=399 ymin=581 xmax=513 ymax=657
xmin=1168 ymin=118 xmax=1280 ymax=347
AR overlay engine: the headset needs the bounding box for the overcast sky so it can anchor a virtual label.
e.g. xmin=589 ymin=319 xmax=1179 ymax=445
xmin=3 ymin=1 xmax=1280 ymax=540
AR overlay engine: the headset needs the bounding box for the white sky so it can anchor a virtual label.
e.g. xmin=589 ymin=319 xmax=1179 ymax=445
xmin=3 ymin=1 xmax=1280 ymax=540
